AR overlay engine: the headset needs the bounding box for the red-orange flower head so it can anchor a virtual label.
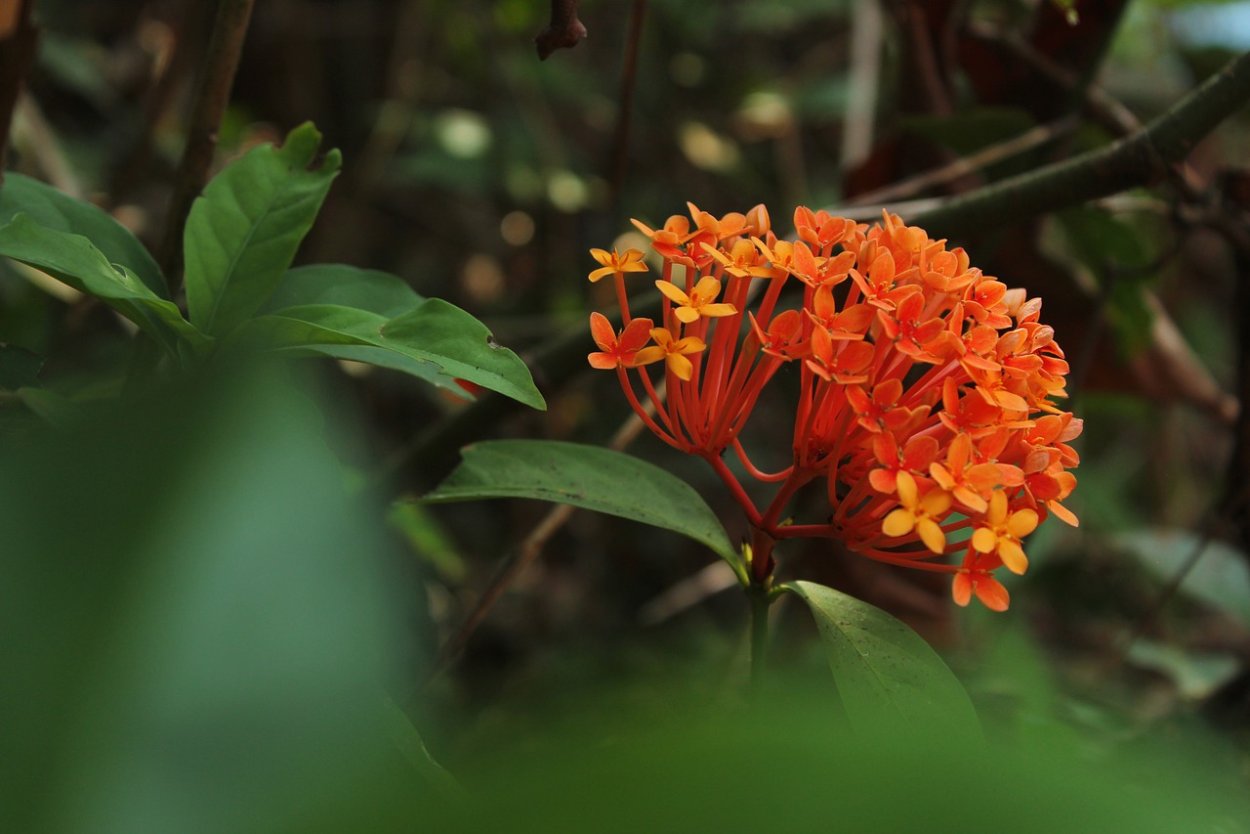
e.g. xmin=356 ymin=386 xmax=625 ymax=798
xmin=587 ymin=204 xmax=1081 ymax=611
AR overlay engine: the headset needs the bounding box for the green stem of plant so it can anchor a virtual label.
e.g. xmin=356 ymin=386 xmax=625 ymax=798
xmin=748 ymin=579 xmax=771 ymax=698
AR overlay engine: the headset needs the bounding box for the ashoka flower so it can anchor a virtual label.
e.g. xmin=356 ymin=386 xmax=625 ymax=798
xmin=586 ymin=204 xmax=1081 ymax=611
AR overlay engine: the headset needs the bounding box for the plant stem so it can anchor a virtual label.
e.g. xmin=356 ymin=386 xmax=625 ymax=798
xmin=159 ymin=0 xmax=256 ymax=291
xmin=748 ymin=580 xmax=770 ymax=698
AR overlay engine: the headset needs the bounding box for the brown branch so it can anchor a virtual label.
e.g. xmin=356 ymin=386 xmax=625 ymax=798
xmin=535 ymin=0 xmax=586 ymax=60
xmin=912 ymin=51 xmax=1250 ymax=239
xmin=846 ymin=115 xmax=1080 ymax=206
xmin=607 ymin=0 xmax=646 ymax=215
xmin=158 ymin=0 xmax=256 ymax=291
xmin=110 ymin=3 xmax=207 ymax=203
xmin=0 ymin=0 xmax=37 ymax=182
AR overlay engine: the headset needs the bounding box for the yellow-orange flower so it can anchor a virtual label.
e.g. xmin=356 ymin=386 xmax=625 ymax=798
xmin=655 ymin=276 xmax=737 ymax=324
xmin=881 ymin=471 xmax=952 ymax=554
xmin=588 ymin=248 xmax=648 ymax=283
xmin=970 ymin=491 xmax=1038 ymax=574
xmin=635 ymin=328 xmax=706 ymax=381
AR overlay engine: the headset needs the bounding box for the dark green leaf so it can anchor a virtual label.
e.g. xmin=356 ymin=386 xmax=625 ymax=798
xmin=237 ymin=301 xmax=545 ymax=409
xmin=424 ymin=440 xmax=745 ymax=581
xmin=0 ymin=173 xmax=165 ymax=295
xmin=184 ymin=122 xmax=342 ymax=336
xmin=382 ymin=300 xmax=544 ymax=408
xmin=0 ymin=215 xmax=207 ymax=356
xmin=784 ymin=580 xmax=980 ymax=740
xmin=264 ymin=264 xmax=425 ymax=318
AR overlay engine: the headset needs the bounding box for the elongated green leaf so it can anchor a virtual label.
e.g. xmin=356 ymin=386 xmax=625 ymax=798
xmin=0 ymin=173 xmax=166 ymax=295
xmin=424 ymin=440 xmax=745 ymax=580
xmin=381 ymin=697 xmax=463 ymax=800
xmin=265 ymin=264 xmax=424 ymax=317
xmin=184 ymin=122 xmax=342 ymax=336
xmin=785 ymin=580 xmax=980 ymax=739
xmin=0 ymin=215 xmax=207 ymax=356
xmin=238 ymin=300 xmax=545 ymax=409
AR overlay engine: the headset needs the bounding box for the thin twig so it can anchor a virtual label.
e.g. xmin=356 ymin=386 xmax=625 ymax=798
xmin=1120 ymin=487 xmax=1248 ymax=659
xmin=10 ymin=93 xmax=80 ymax=197
xmin=607 ymin=0 xmax=646 ymax=217
xmin=111 ymin=3 xmax=204 ymax=203
xmin=159 ymin=0 xmax=256 ymax=291
xmin=911 ymin=51 xmax=1250 ymax=237
xmin=637 ymin=560 xmax=738 ymax=625
xmin=966 ymin=21 xmax=1139 ymax=137
xmin=427 ymin=382 xmax=663 ymax=680
xmin=355 ymin=0 xmax=426 ymax=190
xmin=846 ymin=115 xmax=1079 ymax=206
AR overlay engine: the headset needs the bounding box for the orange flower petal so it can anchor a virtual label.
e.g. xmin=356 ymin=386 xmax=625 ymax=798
xmin=975 ymin=576 xmax=1010 ymax=611
xmin=917 ymin=518 xmax=946 ymax=554
xmin=882 ymin=508 xmax=916 ymax=537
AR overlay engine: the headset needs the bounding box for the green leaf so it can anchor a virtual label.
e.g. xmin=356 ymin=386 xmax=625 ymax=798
xmin=784 ymin=580 xmax=980 ymax=740
xmin=237 ymin=300 xmax=545 ymax=409
xmin=265 ymin=264 xmax=425 ymax=318
xmin=184 ymin=122 xmax=342 ymax=336
xmin=424 ymin=440 xmax=746 ymax=582
xmin=383 ymin=300 xmax=544 ymax=408
xmin=0 ymin=215 xmax=207 ymax=356
xmin=0 ymin=172 xmax=165 ymax=295
xmin=380 ymin=697 xmax=463 ymax=800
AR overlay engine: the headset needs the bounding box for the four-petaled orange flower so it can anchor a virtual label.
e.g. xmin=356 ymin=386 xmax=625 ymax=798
xmin=881 ymin=471 xmax=952 ymax=554
xmin=587 ymin=313 xmax=654 ymax=370
xmin=655 ymin=276 xmax=738 ymax=324
xmin=970 ymin=490 xmax=1038 ymax=575
xmin=928 ymin=433 xmax=1000 ymax=514
xmin=586 ymin=203 xmax=1080 ymax=611
xmin=588 ymin=248 xmax=648 ymax=283
xmin=953 ymin=552 xmax=1011 ymax=611
xmin=635 ymin=328 xmax=706 ymax=381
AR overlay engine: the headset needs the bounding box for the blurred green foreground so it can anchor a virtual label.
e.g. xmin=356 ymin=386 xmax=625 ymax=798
xmin=2 ymin=367 xmax=1247 ymax=833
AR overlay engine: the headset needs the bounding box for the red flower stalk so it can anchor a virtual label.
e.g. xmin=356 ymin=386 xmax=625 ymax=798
xmin=587 ymin=204 xmax=1081 ymax=611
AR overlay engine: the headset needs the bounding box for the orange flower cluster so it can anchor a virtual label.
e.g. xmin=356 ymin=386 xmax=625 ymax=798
xmin=587 ymin=204 xmax=1080 ymax=611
